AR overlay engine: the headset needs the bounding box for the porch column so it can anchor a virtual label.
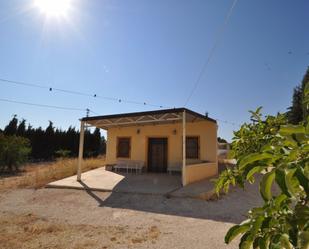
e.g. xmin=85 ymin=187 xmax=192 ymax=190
xmin=182 ymin=110 xmax=186 ymax=186
xmin=77 ymin=120 xmax=85 ymax=181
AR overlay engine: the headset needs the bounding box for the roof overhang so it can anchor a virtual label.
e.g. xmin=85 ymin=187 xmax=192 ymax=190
xmin=81 ymin=108 xmax=216 ymax=130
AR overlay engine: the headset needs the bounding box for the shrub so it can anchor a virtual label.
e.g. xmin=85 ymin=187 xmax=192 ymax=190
xmin=55 ymin=149 xmax=71 ymax=159
xmin=214 ymin=107 xmax=309 ymax=248
xmin=0 ymin=134 xmax=31 ymax=173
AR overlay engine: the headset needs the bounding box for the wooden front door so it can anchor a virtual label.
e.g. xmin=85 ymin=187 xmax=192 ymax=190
xmin=148 ymin=138 xmax=168 ymax=173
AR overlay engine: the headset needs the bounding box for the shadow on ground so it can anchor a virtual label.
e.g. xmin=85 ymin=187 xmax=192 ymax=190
xmin=79 ymin=165 xmax=263 ymax=224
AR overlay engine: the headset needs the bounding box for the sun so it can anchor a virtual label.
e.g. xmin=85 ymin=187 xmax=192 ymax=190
xmin=34 ymin=0 xmax=72 ymax=18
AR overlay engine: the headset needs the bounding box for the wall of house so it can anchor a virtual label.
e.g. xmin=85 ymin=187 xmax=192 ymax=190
xmin=185 ymin=162 xmax=218 ymax=185
xmin=105 ymin=120 xmax=218 ymax=176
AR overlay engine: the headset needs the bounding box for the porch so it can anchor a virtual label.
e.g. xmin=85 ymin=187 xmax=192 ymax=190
xmin=46 ymin=166 xmax=218 ymax=199
xmin=47 ymin=167 xmax=182 ymax=195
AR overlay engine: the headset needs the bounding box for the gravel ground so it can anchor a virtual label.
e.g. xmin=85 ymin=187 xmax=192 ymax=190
xmin=0 ymin=180 xmax=263 ymax=249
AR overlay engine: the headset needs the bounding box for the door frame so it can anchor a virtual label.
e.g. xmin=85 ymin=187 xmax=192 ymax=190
xmin=147 ymin=137 xmax=168 ymax=172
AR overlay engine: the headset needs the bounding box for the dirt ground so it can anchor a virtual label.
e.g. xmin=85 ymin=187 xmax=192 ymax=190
xmin=0 ymin=179 xmax=263 ymax=249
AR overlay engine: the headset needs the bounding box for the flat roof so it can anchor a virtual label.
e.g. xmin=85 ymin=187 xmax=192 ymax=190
xmin=81 ymin=108 xmax=216 ymax=129
xmin=82 ymin=108 xmax=216 ymax=122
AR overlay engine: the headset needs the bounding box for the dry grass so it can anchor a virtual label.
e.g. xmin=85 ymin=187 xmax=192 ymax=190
xmin=0 ymin=211 xmax=161 ymax=249
xmin=0 ymin=156 xmax=105 ymax=190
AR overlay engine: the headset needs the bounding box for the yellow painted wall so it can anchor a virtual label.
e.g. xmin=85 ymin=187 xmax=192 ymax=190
xmin=106 ymin=120 xmax=218 ymax=175
xmin=185 ymin=162 xmax=218 ymax=185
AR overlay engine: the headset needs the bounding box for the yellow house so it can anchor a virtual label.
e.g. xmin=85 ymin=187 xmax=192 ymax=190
xmin=77 ymin=108 xmax=218 ymax=186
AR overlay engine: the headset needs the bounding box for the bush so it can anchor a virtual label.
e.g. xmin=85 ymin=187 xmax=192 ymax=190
xmin=214 ymin=107 xmax=309 ymax=249
xmin=55 ymin=149 xmax=71 ymax=159
xmin=0 ymin=134 xmax=31 ymax=173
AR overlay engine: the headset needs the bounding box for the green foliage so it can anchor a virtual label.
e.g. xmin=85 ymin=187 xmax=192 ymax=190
xmin=3 ymin=114 xmax=18 ymax=135
xmin=55 ymin=149 xmax=71 ymax=158
xmin=304 ymin=75 xmax=309 ymax=121
xmin=218 ymin=136 xmax=228 ymax=143
xmin=287 ymin=67 xmax=309 ymax=124
xmin=16 ymin=119 xmax=26 ymax=137
xmin=215 ymin=107 xmax=287 ymax=193
xmin=1 ymin=116 xmax=106 ymax=160
xmin=0 ymin=134 xmax=31 ymax=172
xmin=228 ymin=107 xmax=287 ymax=162
xmin=215 ymin=107 xmax=309 ymax=248
xmin=302 ymin=67 xmax=309 ymax=121
xmin=287 ymin=86 xmax=304 ymax=124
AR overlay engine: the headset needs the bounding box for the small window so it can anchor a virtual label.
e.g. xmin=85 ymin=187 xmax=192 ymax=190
xmin=117 ymin=137 xmax=131 ymax=158
xmin=186 ymin=136 xmax=199 ymax=159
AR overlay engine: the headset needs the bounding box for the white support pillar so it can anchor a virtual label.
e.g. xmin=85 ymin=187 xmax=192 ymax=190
xmin=77 ymin=121 xmax=85 ymax=181
xmin=182 ymin=110 xmax=186 ymax=186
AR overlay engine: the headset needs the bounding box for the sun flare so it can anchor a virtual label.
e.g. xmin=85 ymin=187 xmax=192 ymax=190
xmin=34 ymin=0 xmax=72 ymax=18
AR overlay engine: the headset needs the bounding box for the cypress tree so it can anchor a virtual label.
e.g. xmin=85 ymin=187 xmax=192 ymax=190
xmin=1 ymin=117 xmax=106 ymax=160
xmin=287 ymin=86 xmax=303 ymax=124
xmin=287 ymin=66 xmax=309 ymax=124
xmin=4 ymin=115 xmax=18 ymax=135
xmin=101 ymin=136 xmax=106 ymax=155
xmin=301 ymin=67 xmax=309 ymax=120
xmin=93 ymin=128 xmax=101 ymax=156
xmin=42 ymin=121 xmax=55 ymax=159
xmin=17 ymin=119 xmax=26 ymax=137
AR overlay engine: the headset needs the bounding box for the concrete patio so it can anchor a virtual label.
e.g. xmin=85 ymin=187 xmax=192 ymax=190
xmin=46 ymin=167 xmax=183 ymax=195
xmin=46 ymin=167 xmax=217 ymax=199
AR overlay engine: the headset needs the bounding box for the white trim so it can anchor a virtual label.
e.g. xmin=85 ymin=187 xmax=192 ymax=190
xmin=182 ymin=110 xmax=186 ymax=186
xmin=77 ymin=121 xmax=85 ymax=181
xmin=158 ymin=113 xmax=170 ymax=120
xmin=136 ymin=115 xmax=146 ymax=121
xmin=84 ymin=112 xmax=188 ymax=129
xmin=99 ymin=117 xmax=182 ymax=127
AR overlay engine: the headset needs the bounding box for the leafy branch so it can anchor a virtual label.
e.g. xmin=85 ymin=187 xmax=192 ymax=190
xmin=215 ymin=99 xmax=309 ymax=248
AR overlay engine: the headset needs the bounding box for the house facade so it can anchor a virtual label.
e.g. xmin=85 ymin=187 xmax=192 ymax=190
xmin=77 ymin=108 xmax=218 ymax=186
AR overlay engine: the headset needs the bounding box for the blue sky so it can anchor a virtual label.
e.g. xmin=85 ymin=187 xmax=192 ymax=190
xmin=0 ymin=0 xmax=308 ymax=141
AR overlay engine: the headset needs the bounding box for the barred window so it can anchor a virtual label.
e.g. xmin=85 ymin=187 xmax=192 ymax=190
xmin=186 ymin=136 xmax=199 ymax=159
xmin=117 ymin=137 xmax=131 ymax=158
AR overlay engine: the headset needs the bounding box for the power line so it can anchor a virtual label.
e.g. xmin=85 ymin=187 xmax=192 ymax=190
xmin=0 ymin=77 xmax=169 ymax=109
xmin=0 ymin=96 xmax=240 ymax=126
xmin=0 ymin=78 xmax=240 ymax=126
xmin=0 ymin=97 xmax=92 ymax=112
xmin=0 ymin=78 xmax=47 ymax=89
xmin=184 ymin=0 xmax=239 ymax=106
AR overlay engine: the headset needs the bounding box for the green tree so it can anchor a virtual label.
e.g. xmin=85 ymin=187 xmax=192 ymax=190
xmin=215 ymin=85 xmax=309 ymax=249
xmin=215 ymin=110 xmax=309 ymax=248
xmin=92 ymin=128 xmax=102 ymax=156
xmin=287 ymin=67 xmax=309 ymax=124
xmin=0 ymin=134 xmax=31 ymax=172
xmin=100 ymin=136 xmax=107 ymax=155
xmin=302 ymin=67 xmax=309 ymax=121
xmin=287 ymin=86 xmax=303 ymax=124
xmin=1 ymin=116 xmax=107 ymax=160
xmin=83 ymin=128 xmax=103 ymax=157
xmin=55 ymin=149 xmax=71 ymax=158
xmin=42 ymin=121 xmax=55 ymax=159
xmin=218 ymin=137 xmax=228 ymax=143
xmin=17 ymin=119 xmax=26 ymax=137
xmin=3 ymin=115 xmax=18 ymax=135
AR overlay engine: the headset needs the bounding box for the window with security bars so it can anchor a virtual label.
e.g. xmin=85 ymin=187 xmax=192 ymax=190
xmin=186 ymin=136 xmax=199 ymax=159
xmin=117 ymin=137 xmax=131 ymax=158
